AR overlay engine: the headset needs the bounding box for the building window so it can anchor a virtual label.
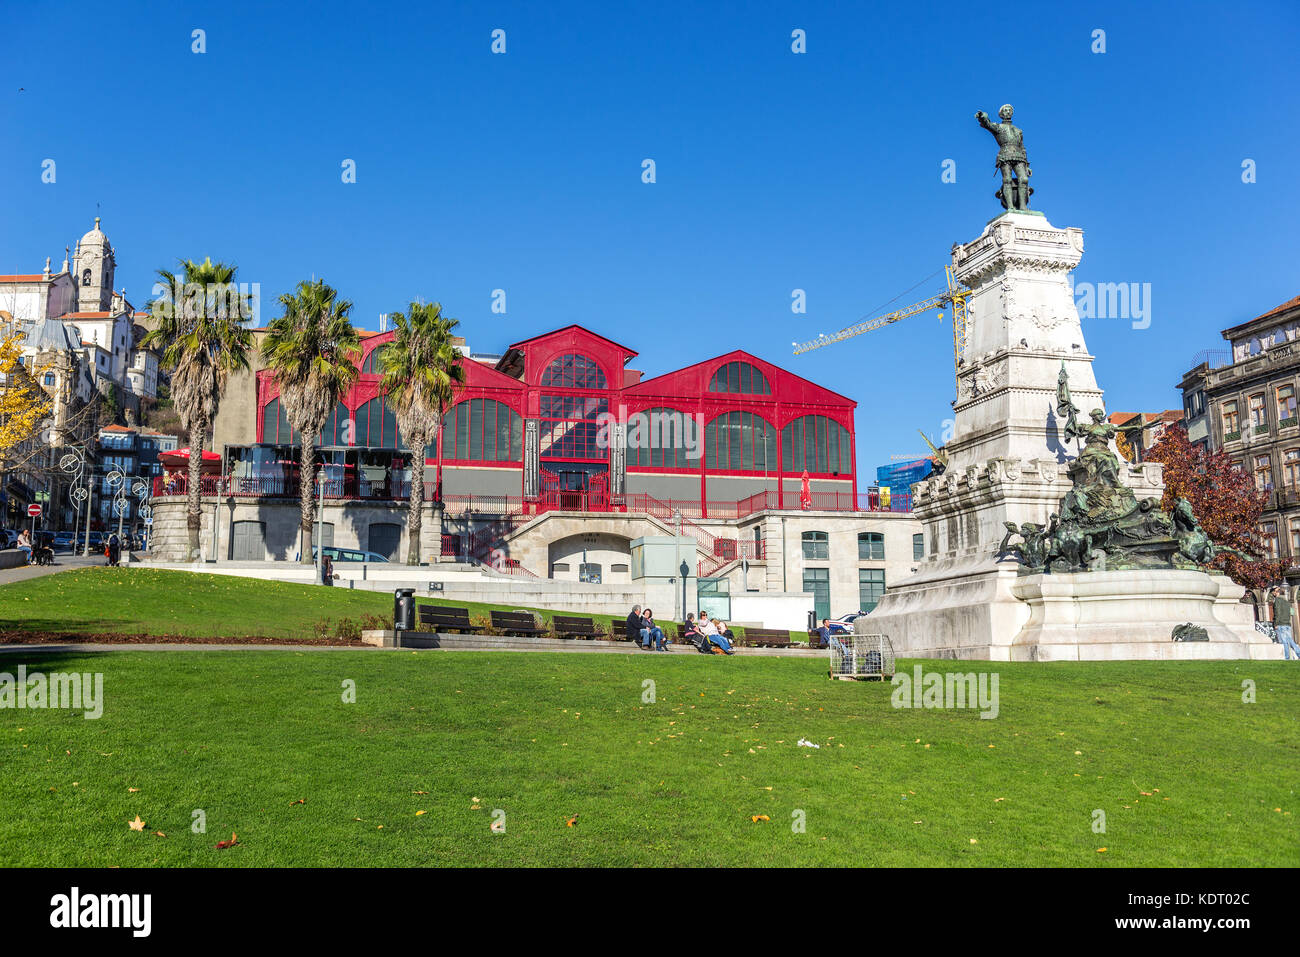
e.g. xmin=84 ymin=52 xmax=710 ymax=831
xmin=43 ymin=372 xmax=55 ymax=386
xmin=540 ymin=353 xmax=606 ymax=389
xmin=82 ymin=269 xmax=92 ymax=286
xmin=259 ymin=397 xmax=297 ymax=445
xmin=801 ymin=531 xmax=829 ymax=560
xmin=1254 ymin=453 xmax=1273 ymax=491
xmin=913 ymin=533 xmax=924 ymax=560
xmin=1222 ymin=400 xmax=1240 ymax=438
xmin=1290 ymin=518 xmax=1300 ymax=555
xmin=445 ymin=398 xmax=523 ymax=462
xmin=626 ymin=407 xmax=698 ymax=469
xmin=1279 ymin=385 xmax=1297 ymax=425
xmin=859 ymin=569 xmax=886 ymax=612
xmin=353 ymin=397 xmax=406 ymax=450
xmin=1249 ymin=393 xmax=1267 ymax=431
xmin=781 ymin=414 xmax=853 ymax=475
xmin=361 ymin=345 xmax=389 ymax=374
xmin=803 ymin=568 xmax=830 ymax=621
xmin=704 ymin=411 xmax=777 ymax=471
xmin=1285 ymin=449 xmax=1300 ymax=488
xmin=858 ymin=531 xmax=884 ymax=560
xmin=1261 ymin=521 xmax=1279 ymax=560
xmin=708 ymin=360 xmax=770 ymax=395
xmin=317 ymin=401 xmax=352 ymax=447
xmin=540 ymin=394 xmax=608 ymax=460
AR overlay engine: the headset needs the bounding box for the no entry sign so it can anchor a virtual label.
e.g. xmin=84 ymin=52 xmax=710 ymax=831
xmin=27 ymin=504 xmax=41 ymax=518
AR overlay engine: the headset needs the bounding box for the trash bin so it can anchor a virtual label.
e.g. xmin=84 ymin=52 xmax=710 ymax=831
xmin=394 ymin=588 xmax=415 ymax=631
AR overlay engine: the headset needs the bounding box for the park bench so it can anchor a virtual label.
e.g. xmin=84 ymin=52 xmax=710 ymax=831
xmin=744 ymin=627 xmax=791 ymax=648
xmin=552 ymin=615 xmax=604 ymax=640
xmin=808 ymin=630 xmax=829 ymax=649
xmin=490 ymin=610 xmax=549 ymax=637
xmin=416 ymin=604 xmax=484 ymax=634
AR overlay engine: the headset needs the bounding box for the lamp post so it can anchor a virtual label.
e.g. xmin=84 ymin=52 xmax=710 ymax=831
xmin=680 ymin=560 xmax=690 ymax=625
xmin=58 ymin=448 xmax=92 ymax=557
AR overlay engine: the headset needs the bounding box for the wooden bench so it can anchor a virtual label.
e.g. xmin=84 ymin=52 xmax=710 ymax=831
xmin=808 ymin=630 xmax=829 ymax=649
xmin=743 ymin=627 xmax=791 ymax=648
xmin=490 ymin=610 xmax=548 ymax=637
xmin=416 ymin=604 xmax=484 ymax=634
xmin=552 ymin=615 xmax=604 ymax=640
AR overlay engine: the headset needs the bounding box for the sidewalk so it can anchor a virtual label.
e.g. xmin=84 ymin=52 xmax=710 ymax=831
xmin=0 ymin=552 xmax=105 ymax=586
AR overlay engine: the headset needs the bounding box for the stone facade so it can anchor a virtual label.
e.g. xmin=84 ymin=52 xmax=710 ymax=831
xmin=1181 ymin=294 xmax=1300 ymax=583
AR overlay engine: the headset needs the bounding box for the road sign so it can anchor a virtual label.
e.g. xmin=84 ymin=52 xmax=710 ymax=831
xmin=27 ymin=504 xmax=42 ymax=518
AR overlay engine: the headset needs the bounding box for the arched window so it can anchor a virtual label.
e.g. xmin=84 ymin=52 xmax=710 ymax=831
xmin=353 ymin=397 xmax=406 ymax=450
xmin=709 ymin=360 xmax=770 ymax=395
xmin=626 ymin=407 xmax=699 ymax=469
xmin=801 ymin=531 xmax=829 ymax=560
xmin=541 ymin=353 xmax=606 ymax=389
xmin=858 ymin=532 xmax=884 ymax=560
xmin=782 ymin=414 xmax=852 ymax=474
xmin=361 ymin=344 xmax=388 ymax=374
xmin=444 ymin=398 xmax=523 ymax=462
xmin=705 ymin=411 xmax=777 ymax=471
xmin=260 ymin=396 xmax=297 ymax=445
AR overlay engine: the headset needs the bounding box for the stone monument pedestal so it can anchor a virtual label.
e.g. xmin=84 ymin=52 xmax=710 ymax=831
xmin=862 ymin=210 xmax=1283 ymax=661
xmin=1008 ymin=570 xmax=1279 ymax=661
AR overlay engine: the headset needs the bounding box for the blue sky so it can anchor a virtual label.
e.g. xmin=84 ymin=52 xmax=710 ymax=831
xmin=2 ymin=0 xmax=1297 ymax=477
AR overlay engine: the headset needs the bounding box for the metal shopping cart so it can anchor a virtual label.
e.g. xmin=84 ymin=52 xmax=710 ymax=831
xmin=828 ymin=633 xmax=895 ymax=681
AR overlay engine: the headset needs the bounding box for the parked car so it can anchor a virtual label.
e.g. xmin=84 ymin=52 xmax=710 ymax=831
xmin=52 ymin=532 xmax=76 ymax=550
xmin=827 ymin=611 xmax=868 ymax=635
xmin=0 ymin=529 xmax=16 ymax=548
xmin=312 ymin=546 xmax=390 ymax=563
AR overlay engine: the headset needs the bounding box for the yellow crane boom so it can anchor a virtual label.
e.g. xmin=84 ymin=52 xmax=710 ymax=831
xmin=792 ymin=265 xmax=972 ymax=386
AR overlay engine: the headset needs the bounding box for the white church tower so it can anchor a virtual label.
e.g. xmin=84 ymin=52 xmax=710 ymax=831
xmin=73 ymin=216 xmax=115 ymax=313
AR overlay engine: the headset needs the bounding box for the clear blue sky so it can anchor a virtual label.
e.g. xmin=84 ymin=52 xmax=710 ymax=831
xmin=3 ymin=0 xmax=1297 ymax=477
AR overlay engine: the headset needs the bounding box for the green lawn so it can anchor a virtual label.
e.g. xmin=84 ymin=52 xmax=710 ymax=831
xmin=0 ymin=568 xmax=740 ymax=642
xmin=0 ymin=650 xmax=1295 ymax=866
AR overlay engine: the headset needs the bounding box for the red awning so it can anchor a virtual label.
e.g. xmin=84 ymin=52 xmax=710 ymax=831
xmin=160 ymin=448 xmax=222 ymax=465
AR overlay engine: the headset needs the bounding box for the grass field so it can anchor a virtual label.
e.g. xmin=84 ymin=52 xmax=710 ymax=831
xmin=0 ymin=649 xmax=1295 ymax=866
xmin=0 ymin=568 xmax=727 ymax=642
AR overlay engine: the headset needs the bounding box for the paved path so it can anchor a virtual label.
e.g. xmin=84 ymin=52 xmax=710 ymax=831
xmin=0 ymin=552 xmax=105 ymax=586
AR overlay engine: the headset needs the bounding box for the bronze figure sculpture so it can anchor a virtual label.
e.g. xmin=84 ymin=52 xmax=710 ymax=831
xmin=976 ymin=104 xmax=1032 ymax=211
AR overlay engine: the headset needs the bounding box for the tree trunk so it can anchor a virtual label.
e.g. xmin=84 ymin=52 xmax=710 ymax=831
xmin=186 ymin=422 xmax=203 ymax=560
xmin=300 ymin=440 xmax=316 ymax=563
xmin=406 ymin=452 xmax=426 ymax=565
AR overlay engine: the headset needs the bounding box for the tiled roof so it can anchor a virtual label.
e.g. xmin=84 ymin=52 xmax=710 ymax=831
xmin=1254 ymin=294 xmax=1300 ymax=324
xmin=0 ymin=274 xmax=47 ymax=283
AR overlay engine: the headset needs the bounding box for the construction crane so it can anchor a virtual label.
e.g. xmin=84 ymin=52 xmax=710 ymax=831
xmin=792 ymin=265 xmax=972 ymax=387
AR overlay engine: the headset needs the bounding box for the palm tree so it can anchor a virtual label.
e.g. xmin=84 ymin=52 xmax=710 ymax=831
xmin=142 ymin=258 xmax=253 ymax=561
xmin=379 ymin=302 xmax=465 ymax=564
xmin=261 ymin=280 xmax=361 ymax=564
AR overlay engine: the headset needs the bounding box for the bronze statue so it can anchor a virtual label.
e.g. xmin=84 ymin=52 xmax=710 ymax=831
xmin=1067 ymin=409 xmax=1120 ymax=487
xmin=976 ymin=104 xmax=1032 ymax=211
xmin=998 ymin=368 xmax=1230 ymax=575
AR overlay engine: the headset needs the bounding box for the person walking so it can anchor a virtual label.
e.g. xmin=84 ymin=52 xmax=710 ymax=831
xmin=1272 ymin=586 xmax=1300 ymax=660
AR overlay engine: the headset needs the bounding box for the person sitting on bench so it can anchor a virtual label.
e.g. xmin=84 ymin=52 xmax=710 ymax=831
xmin=625 ymin=605 xmax=649 ymax=648
xmin=815 ymin=618 xmax=846 ymax=655
xmin=641 ymin=608 xmax=666 ymax=651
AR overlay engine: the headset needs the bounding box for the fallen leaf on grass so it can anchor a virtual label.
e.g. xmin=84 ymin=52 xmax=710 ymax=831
xmin=751 ymin=815 xmax=770 ymax=823
xmin=1097 ymin=847 xmax=1107 ymax=853
xmin=128 ymin=787 xmax=139 ymax=793
xmin=127 ymin=815 xmax=146 ymax=832
xmin=214 ymin=832 xmax=239 ymax=849
xmin=415 ymin=810 xmax=426 ymax=816
xmin=490 ymin=819 xmax=505 ymax=833
xmin=969 ymin=838 xmax=978 ymax=844
xmin=289 ymin=798 xmax=306 ymax=805
xmin=154 ymin=831 xmax=167 ymax=838
xmin=565 ymin=815 xmax=579 ymax=827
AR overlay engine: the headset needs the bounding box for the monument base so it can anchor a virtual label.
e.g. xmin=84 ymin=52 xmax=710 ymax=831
xmin=864 ymin=562 xmax=1282 ymax=662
